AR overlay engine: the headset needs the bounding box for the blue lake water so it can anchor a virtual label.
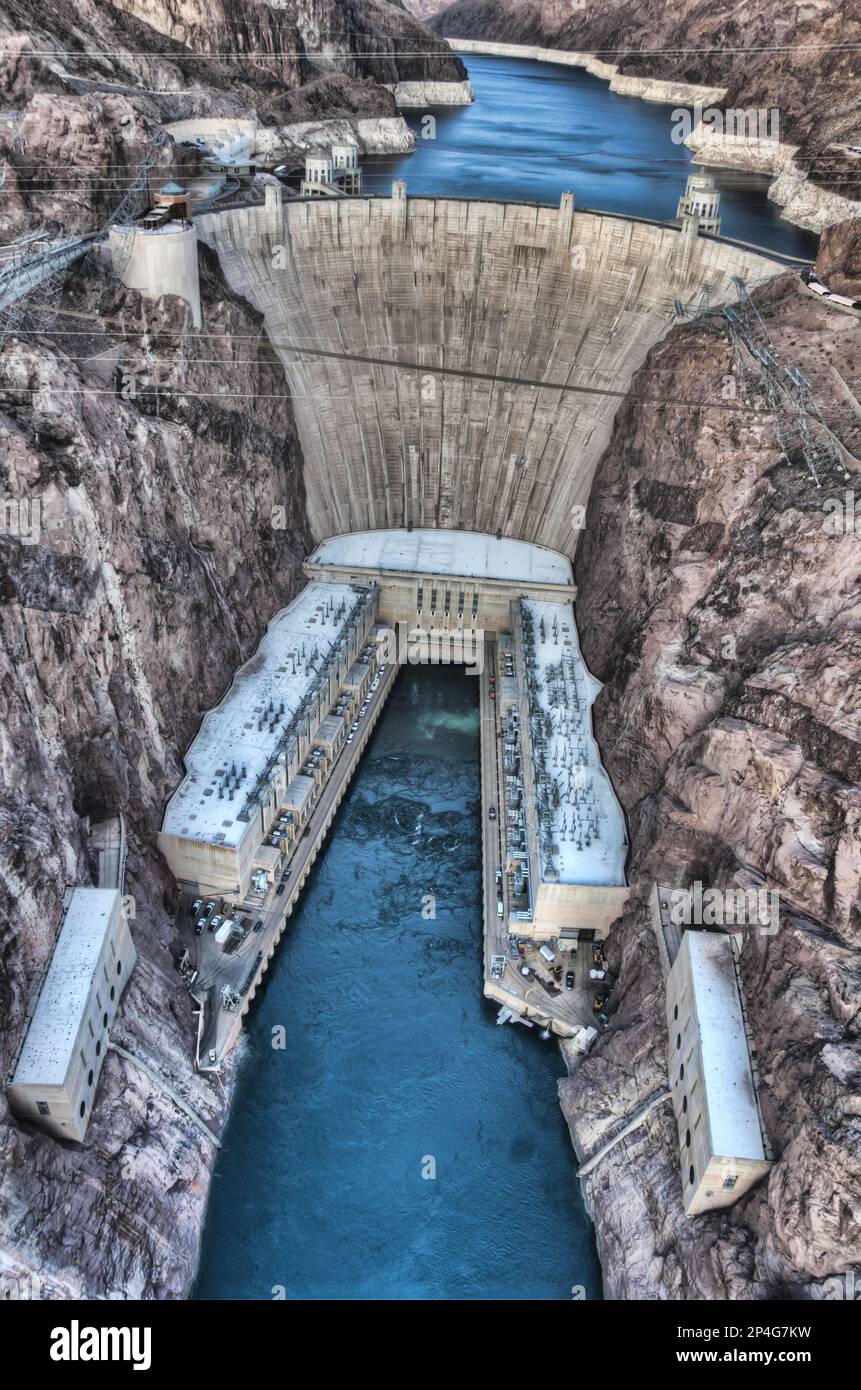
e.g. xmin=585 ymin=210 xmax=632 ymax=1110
xmin=363 ymin=52 xmax=818 ymax=260
xmin=194 ymin=667 xmax=601 ymax=1300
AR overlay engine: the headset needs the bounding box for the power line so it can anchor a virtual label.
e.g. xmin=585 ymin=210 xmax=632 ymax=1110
xmin=12 ymin=43 xmax=861 ymax=56
xmin=0 ymin=338 xmax=797 ymax=416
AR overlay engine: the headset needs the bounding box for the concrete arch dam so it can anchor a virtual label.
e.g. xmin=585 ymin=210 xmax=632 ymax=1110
xmin=197 ymin=195 xmax=784 ymax=554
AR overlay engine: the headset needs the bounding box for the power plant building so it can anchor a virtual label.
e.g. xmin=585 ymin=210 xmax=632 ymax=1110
xmin=305 ymin=527 xmax=576 ymax=633
xmin=158 ymin=581 xmax=377 ymax=898
xmin=6 ymin=888 xmax=136 ymax=1143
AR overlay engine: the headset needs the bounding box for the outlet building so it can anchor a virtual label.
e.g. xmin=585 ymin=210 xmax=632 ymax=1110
xmin=666 ymin=930 xmax=772 ymax=1216
xmin=7 ymin=888 xmax=136 ymax=1142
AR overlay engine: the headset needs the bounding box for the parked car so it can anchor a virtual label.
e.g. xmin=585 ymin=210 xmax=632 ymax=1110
xmin=489 ymin=806 xmax=497 ymax=820
xmin=303 ymin=826 xmax=312 ymax=838
xmin=346 ymin=735 xmax=354 ymax=745
xmin=208 ymin=1049 xmax=217 ymax=1065
xmin=253 ymin=919 xmax=264 ymax=933
xmin=195 ymin=919 xmax=206 ymax=935
xmin=351 ymin=721 xmax=359 ymax=732
xmin=203 ymin=900 xmax=215 ymax=919
xmin=191 ymin=897 xmax=203 ymax=917
xmin=276 ymin=883 xmax=286 ymax=897
xmin=208 ymin=915 xmax=223 ymax=932
xmin=282 ymin=868 xmax=292 ymax=882
xmin=566 ymin=971 xmax=575 ymax=990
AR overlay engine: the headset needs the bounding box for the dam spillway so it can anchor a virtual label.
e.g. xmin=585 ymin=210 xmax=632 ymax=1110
xmin=197 ymin=193 xmax=785 ymax=554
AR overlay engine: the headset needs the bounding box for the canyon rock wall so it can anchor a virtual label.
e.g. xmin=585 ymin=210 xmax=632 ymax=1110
xmin=0 ymin=0 xmax=463 ymax=240
xmin=566 ymin=242 xmax=861 ymax=1299
xmin=197 ymin=195 xmax=783 ymax=554
xmin=0 ymin=253 xmax=311 ymax=1297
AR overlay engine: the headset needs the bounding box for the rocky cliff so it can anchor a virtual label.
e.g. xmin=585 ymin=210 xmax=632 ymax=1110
xmin=432 ymin=0 xmax=861 ymax=225
xmin=564 ymin=225 xmax=861 ymax=1298
xmin=0 ymin=0 xmax=465 ymax=239
xmin=0 ymin=245 xmax=314 ymax=1296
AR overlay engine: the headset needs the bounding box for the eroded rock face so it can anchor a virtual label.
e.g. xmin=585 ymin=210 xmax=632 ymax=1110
xmin=566 ymin=251 xmax=861 ymax=1298
xmin=817 ymin=219 xmax=861 ymax=297
xmin=0 ymin=257 xmax=311 ymax=1298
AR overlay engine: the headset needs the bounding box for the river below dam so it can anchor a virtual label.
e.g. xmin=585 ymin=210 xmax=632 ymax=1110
xmin=365 ymin=52 xmax=819 ymax=261
xmin=194 ymin=667 xmax=601 ymax=1300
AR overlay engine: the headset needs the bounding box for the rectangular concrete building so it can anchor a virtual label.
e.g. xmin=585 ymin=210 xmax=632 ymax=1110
xmin=305 ymin=527 xmax=576 ymax=635
xmin=666 ymin=930 xmax=772 ymax=1216
xmin=510 ymin=598 xmax=628 ymax=942
xmin=159 ymin=581 xmax=377 ymax=898
xmin=7 ymin=888 xmax=136 ymax=1142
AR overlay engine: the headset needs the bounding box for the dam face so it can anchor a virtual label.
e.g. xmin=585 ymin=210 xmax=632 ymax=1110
xmin=198 ymin=196 xmax=783 ymax=554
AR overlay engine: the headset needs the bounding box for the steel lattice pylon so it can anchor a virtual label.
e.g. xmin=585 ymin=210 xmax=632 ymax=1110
xmin=707 ymin=277 xmax=849 ymax=488
xmin=0 ymin=130 xmax=169 ymax=338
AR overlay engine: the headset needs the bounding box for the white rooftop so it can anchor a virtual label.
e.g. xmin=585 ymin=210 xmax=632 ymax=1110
xmin=308 ymin=528 xmax=573 ymax=587
xmin=677 ymin=932 xmax=765 ymax=1159
xmin=162 ymin=582 xmax=364 ymax=847
xmin=521 ymin=599 xmax=627 ymax=886
xmin=13 ymin=888 xmax=121 ymax=1086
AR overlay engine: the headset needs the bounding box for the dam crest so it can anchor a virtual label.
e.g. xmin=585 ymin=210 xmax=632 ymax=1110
xmin=197 ymin=191 xmax=785 ymax=554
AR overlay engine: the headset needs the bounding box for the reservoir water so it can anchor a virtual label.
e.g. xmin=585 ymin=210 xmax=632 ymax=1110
xmin=194 ymin=667 xmax=601 ymax=1300
xmin=364 ymin=53 xmax=819 ymax=261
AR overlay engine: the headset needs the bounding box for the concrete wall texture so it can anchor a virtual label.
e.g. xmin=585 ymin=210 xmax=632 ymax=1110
xmin=110 ymin=223 xmax=202 ymax=330
xmin=197 ymin=196 xmax=784 ymax=555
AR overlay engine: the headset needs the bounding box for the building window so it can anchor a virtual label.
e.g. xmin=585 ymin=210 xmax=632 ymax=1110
xmin=679 ymin=1063 xmax=685 ymax=1081
xmin=103 ymin=1012 xmax=108 ymax=1028
xmin=95 ymin=1041 xmax=101 ymax=1057
xmin=117 ymin=961 xmax=122 ymax=976
xmin=676 ymin=1033 xmax=681 ymax=1050
xmin=689 ymin=1165 xmax=695 ymax=1186
xmin=110 ymin=986 xmax=116 ymax=1002
xmin=79 ymin=1101 xmax=86 ymax=1119
xmin=673 ymin=1004 xmax=678 ymax=1020
xmin=685 ymin=1129 xmax=691 ymax=1149
xmin=722 ymin=1175 xmax=738 ymax=1191
xmin=682 ymin=1096 xmax=687 ymax=1114
xmin=37 ymin=1101 xmax=50 ymax=1116
xmin=88 ymin=1070 xmax=94 ymax=1087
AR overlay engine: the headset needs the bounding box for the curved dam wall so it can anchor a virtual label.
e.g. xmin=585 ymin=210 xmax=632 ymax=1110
xmin=197 ymin=196 xmax=785 ymax=554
